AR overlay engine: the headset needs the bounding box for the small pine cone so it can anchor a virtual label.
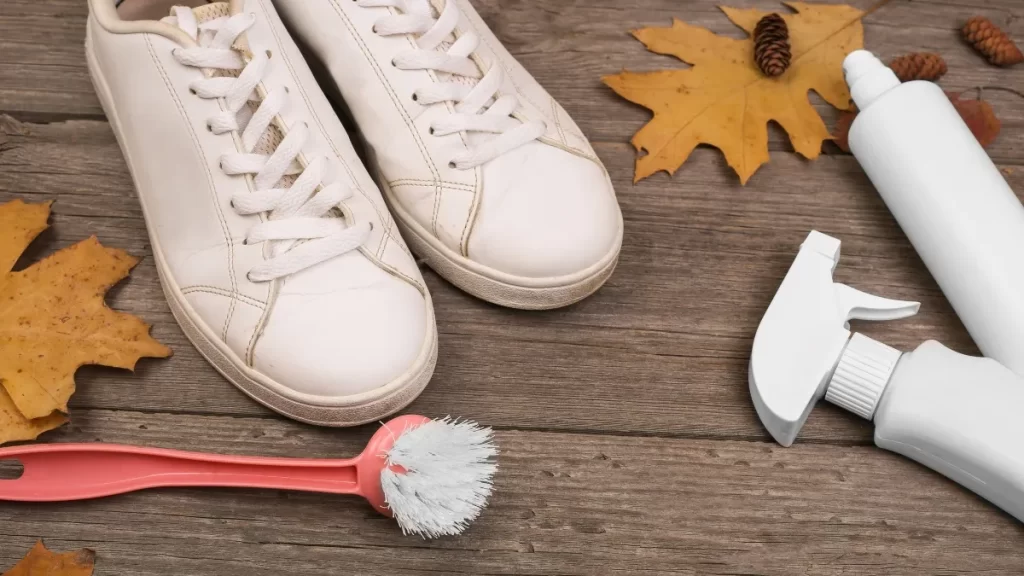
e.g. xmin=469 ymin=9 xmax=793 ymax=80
xmin=888 ymin=53 xmax=948 ymax=82
xmin=962 ymin=16 xmax=1024 ymax=66
xmin=754 ymin=14 xmax=791 ymax=77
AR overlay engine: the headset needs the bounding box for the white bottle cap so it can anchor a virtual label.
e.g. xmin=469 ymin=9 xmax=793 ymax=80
xmin=843 ymin=50 xmax=900 ymax=110
xmin=825 ymin=333 xmax=902 ymax=420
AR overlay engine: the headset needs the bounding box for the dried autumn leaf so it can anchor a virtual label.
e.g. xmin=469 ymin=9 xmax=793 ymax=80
xmin=0 ymin=395 xmax=68 ymax=446
xmin=604 ymin=1 xmax=864 ymax=184
xmin=3 ymin=541 xmax=95 ymax=576
xmin=948 ymin=92 xmax=1001 ymax=148
xmin=832 ymin=91 xmax=1001 ymax=152
xmin=0 ymin=199 xmax=170 ymax=430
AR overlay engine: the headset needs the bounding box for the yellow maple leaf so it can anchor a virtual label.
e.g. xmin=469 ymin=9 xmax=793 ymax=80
xmin=603 ymin=1 xmax=864 ymax=184
xmin=3 ymin=541 xmax=95 ymax=576
xmin=0 ymin=396 xmax=68 ymax=446
xmin=0 ymin=199 xmax=170 ymax=435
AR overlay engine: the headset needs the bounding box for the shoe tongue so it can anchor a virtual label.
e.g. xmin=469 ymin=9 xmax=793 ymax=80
xmin=190 ymin=1 xmax=231 ymax=23
xmin=160 ymin=2 xmax=231 ymax=35
xmin=163 ymin=3 xmax=252 ymax=53
xmin=163 ymin=3 xmax=300 ymax=191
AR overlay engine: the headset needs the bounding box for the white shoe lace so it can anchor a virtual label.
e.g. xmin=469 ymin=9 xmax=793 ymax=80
xmin=357 ymin=0 xmax=546 ymax=169
xmin=170 ymin=8 xmax=370 ymax=282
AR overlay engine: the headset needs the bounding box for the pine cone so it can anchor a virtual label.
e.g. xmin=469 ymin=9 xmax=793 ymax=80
xmin=754 ymin=14 xmax=791 ymax=77
xmin=962 ymin=16 xmax=1023 ymax=66
xmin=888 ymin=53 xmax=947 ymax=82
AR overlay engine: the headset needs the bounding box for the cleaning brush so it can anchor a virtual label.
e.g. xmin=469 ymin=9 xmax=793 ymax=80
xmin=0 ymin=415 xmax=497 ymax=538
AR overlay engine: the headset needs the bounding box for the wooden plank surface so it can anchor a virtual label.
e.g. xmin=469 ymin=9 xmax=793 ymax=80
xmin=1 ymin=0 xmax=1024 ymax=573
xmin=5 ymin=115 xmax=1007 ymax=444
xmin=3 ymin=0 xmax=1023 ymax=155
xmin=1 ymin=410 xmax=1022 ymax=576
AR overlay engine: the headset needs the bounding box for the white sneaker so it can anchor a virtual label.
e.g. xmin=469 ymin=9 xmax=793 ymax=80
xmin=85 ymin=0 xmax=437 ymax=426
xmin=274 ymin=0 xmax=624 ymax=310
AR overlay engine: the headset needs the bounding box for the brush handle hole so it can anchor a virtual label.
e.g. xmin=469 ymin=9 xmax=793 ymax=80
xmin=0 ymin=460 xmax=23 ymax=480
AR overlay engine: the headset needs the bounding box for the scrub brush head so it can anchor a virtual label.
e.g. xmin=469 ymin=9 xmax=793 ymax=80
xmin=381 ymin=418 xmax=498 ymax=538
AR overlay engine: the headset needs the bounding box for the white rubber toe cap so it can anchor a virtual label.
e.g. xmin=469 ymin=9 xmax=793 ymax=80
xmin=468 ymin=142 xmax=623 ymax=280
xmin=252 ymin=251 xmax=430 ymax=399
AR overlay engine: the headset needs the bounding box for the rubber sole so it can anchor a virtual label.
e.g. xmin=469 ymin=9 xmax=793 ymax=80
xmin=87 ymin=39 xmax=437 ymax=427
xmin=379 ymin=179 xmax=623 ymax=311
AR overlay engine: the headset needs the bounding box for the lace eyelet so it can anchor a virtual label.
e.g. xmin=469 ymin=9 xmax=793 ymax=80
xmin=372 ymin=24 xmax=379 ymax=34
xmin=448 ymin=161 xmax=457 ymax=169
xmin=246 ymin=271 xmax=256 ymax=282
xmin=206 ymin=123 xmax=213 ymax=133
xmin=188 ymin=87 xmax=197 ymax=95
xmin=428 ymin=127 xmax=435 ymax=135
xmin=265 ymin=49 xmax=273 ymax=59
xmin=411 ymin=93 xmax=419 ymax=102
xmin=391 ymin=58 xmax=398 ymax=68
xmin=242 ymin=238 xmax=249 ymax=245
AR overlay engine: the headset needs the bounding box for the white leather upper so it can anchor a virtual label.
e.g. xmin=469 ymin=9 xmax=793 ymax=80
xmin=273 ymin=0 xmax=623 ymax=281
xmin=86 ymin=0 xmax=431 ymax=399
xmin=471 ymin=142 xmax=622 ymax=279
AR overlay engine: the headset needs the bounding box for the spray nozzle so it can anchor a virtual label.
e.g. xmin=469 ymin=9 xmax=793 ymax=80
xmin=749 ymin=231 xmax=920 ymax=446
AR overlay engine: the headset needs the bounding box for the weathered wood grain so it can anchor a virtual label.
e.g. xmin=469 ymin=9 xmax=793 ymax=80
xmin=3 ymin=0 xmax=1023 ymax=160
xmin=482 ymin=0 xmax=1024 ymax=159
xmin=2 ymin=1 xmax=1024 ymax=572
xmin=3 ymin=115 xmax=1016 ymax=444
xmin=0 ymin=410 xmax=1021 ymax=576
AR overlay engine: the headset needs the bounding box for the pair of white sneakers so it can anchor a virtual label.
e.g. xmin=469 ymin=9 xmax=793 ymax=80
xmin=86 ymin=0 xmax=623 ymax=426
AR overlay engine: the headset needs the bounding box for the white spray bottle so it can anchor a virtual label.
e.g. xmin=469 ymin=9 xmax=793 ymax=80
xmin=750 ymin=231 xmax=1024 ymax=522
xmin=843 ymin=50 xmax=1024 ymax=376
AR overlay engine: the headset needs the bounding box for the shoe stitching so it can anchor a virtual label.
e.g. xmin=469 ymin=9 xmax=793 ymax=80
xmin=455 ymin=1 xmax=602 ymax=167
xmin=379 ymin=207 xmax=410 ymax=260
xmin=265 ymin=0 xmax=422 ymax=291
xmin=436 ymin=15 xmax=481 ymax=253
xmin=458 ymin=167 xmax=482 ymax=257
xmin=382 ymin=208 xmax=396 ymax=245
xmin=387 ymin=178 xmax=475 ymax=191
xmin=246 ymin=277 xmax=279 ymax=367
xmin=379 ymin=201 xmax=415 ymax=260
xmin=457 ymin=0 xmax=548 ymax=120
xmin=329 ymin=0 xmax=480 ymax=264
xmin=388 ymin=13 xmax=446 ymax=241
xmin=375 ymin=208 xmax=388 ymax=256
xmin=182 ymin=282 xmax=266 ymax=307
xmin=145 ymin=34 xmax=238 ymax=343
xmin=327 ymin=0 xmax=443 ymax=235
xmin=365 ymin=177 xmax=426 ymax=290
xmin=181 ymin=285 xmax=267 ymax=308
xmin=384 ymin=2 xmax=478 ymax=247
xmin=539 ymin=133 xmax=601 ymax=163
xmin=551 ymin=96 xmax=567 ymax=146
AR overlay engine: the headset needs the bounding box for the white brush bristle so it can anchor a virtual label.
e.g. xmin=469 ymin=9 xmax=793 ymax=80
xmin=380 ymin=418 xmax=498 ymax=538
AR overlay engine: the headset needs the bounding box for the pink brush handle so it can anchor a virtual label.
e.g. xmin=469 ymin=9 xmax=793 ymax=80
xmin=0 ymin=443 xmax=360 ymax=501
xmin=0 ymin=414 xmax=431 ymax=516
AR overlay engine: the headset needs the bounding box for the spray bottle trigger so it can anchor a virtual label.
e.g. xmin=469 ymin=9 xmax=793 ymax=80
xmin=835 ymin=283 xmax=920 ymax=323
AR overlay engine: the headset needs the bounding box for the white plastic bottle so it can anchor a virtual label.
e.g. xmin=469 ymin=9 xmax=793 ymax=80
xmin=750 ymin=231 xmax=1024 ymax=523
xmin=872 ymin=338 xmax=1024 ymax=521
xmin=843 ymin=50 xmax=1024 ymax=376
